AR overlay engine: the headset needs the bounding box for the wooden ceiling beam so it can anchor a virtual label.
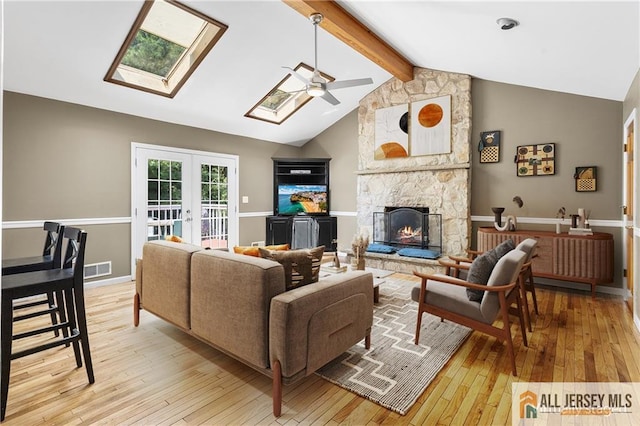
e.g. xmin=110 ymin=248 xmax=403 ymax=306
xmin=282 ymin=0 xmax=414 ymax=82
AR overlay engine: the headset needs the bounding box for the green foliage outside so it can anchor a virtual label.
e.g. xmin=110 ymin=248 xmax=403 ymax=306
xmin=147 ymin=160 xmax=228 ymax=203
xmin=261 ymin=89 xmax=292 ymax=111
xmin=122 ymin=30 xmax=185 ymax=77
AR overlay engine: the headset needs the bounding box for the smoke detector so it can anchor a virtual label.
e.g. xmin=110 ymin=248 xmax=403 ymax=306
xmin=497 ymin=17 xmax=519 ymax=30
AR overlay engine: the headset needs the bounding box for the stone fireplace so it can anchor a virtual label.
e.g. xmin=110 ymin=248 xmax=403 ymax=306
xmin=355 ymin=68 xmax=472 ymax=274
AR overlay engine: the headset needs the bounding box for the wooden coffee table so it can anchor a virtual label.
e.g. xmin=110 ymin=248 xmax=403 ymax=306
xmin=373 ymin=278 xmax=384 ymax=303
xmin=320 ymin=264 xmax=387 ymax=303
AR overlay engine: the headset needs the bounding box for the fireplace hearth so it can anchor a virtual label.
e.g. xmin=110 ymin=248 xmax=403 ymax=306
xmin=373 ymin=207 xmax=442 ymax=251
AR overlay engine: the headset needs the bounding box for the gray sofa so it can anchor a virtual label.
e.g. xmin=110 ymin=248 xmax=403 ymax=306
xmin=134 ymin=240 xmax=374 ymax=416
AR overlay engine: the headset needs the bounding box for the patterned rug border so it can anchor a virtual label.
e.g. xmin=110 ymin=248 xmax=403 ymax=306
xmin=315 ymin=277 xmax=471 ymax=415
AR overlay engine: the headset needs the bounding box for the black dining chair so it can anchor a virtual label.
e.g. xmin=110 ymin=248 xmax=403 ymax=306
xmin=2 ymin=221 xmax=66 ymax=336
xmin=1 ymin=227 xmax=94 ymax=421
xmin=2 ymin=221 xmax=65 ymax=274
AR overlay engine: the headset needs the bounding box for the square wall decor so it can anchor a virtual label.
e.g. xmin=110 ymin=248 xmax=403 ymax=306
xmin=374 ymin=104 xmax=409 ymax=160
xmin=410 ymin=95 xmax=451 ymax=156
xmin=479 ymin=130 xmax=501 ymax=163
xmin=575 ymin=166 xmax=597 ymax=192
xmin=515 ymin=143 xmax=556 ymax=176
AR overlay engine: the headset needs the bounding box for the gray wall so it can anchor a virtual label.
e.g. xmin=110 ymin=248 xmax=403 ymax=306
xmin=3 ymin=91 xmax=299 ymax=279
xmin=471 ymin=79 xmax=623 ymax=289
xmin=470 ymin=79 xmax=622 ymax=220
xmin=301 ymin=108 xmax=359 ymax=250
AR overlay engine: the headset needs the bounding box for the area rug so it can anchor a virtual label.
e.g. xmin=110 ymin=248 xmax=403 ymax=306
xmin=315 ymin=276 xmax=471 ymax=415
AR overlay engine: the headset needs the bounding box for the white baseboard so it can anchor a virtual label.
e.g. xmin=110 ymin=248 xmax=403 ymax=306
xmin=85 ymin=275 xmax=133 ymax=288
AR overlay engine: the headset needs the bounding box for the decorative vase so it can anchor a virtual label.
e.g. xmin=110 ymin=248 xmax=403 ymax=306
xmin=491 ymin=207 xmax=505 ymax=227
xmin=356 ymin=256 xmax=365 ymax=270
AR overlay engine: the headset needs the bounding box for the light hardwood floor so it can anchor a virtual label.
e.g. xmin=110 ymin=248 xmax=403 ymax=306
xmin=4 ymin=275 xmax=640 ymax=425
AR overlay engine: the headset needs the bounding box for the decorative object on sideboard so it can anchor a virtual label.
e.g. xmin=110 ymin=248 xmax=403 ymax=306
xmin=555 ymin=206 xmax=566 ymax=234
xmin=569 ymin=208 xmax=593 ymax=236
xmin=492 ymin=206 xmax=517 ymax=232
xmin=478 ymin=130 xmax=501 ymax=163
xmin=574 ymin=166 xmax=597 ymax=192
xmin=491 ymin=207 xmax=505 ymax=227
xmin=515 ymin=143 xmax=556 ymax=176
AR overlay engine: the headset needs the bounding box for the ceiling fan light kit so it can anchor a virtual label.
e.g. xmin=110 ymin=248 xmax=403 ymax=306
xmin=281 ymin=12 xmax=373 ymax=105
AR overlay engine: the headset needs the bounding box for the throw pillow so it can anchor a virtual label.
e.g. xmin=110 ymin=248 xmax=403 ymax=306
xmin=465 ymin=249 xmax=499 ymax=302
xmin=259 ymin=246 xmax=325 ymax=290
xmin=165 ymin=235 xmax=183 ymax=243
xmin=494 ymin=239 xmax=515 ymax=259
xmin=234 ymin=244 xmax=289 ymax=257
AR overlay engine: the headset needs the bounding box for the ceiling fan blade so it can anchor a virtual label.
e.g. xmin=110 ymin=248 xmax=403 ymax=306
xmin=282 ymin=66 xmax=310 ymax=85
xmin=325 ymin=78 xmax=373 ymax=91
xmin=320 ymin=91 xmax=340 ymax=105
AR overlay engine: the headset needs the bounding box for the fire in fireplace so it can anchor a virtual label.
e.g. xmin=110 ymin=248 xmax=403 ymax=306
xmin=373 ymin=207 xmax=441 ymax=251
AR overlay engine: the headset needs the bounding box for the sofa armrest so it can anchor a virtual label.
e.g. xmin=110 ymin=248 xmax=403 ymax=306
xmin=269 ymin=271 xmax=374 ymax=380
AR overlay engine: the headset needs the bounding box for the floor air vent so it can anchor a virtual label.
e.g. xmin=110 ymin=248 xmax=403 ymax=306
xmin=84 ymin=261 xmax=112 ymax=279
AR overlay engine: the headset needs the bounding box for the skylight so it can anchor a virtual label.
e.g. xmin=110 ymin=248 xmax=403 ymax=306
xmin=245 ymin=63 xmax=335 ymax=125
xmin=105 ymin=0 xmax=227 ymax=98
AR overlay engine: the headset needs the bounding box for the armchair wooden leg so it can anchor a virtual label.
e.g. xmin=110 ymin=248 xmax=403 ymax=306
xmin=365 ymin=332 xmax=371 ymax=350
xmin=133 ymin=293 xmax=140 ymax=327
xmin=272 ymin=360 xmax=282 ymax=417
xmin=415 ymin=309 xmax=423 ymax=345
xmin=527 ymin=269 xmax=539 ymax=315
xmin=499 ymin=294 xmax=518 ymax=377
xmin=519 ymin=275 xmax=532 ymax=332
xmin=515 ymin=292 xmax=528 ymax=348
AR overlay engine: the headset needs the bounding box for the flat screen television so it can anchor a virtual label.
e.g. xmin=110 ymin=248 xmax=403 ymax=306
xmin=277 ymin=184 xmax=328 ymax=215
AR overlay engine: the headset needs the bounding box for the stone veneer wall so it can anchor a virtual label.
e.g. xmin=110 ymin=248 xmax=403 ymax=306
xmin=356 ymin=68 xmax=472 ymax=259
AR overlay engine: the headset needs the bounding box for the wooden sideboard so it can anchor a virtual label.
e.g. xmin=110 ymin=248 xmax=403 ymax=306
xmin=477 ymin=227 xmax=614 ymax=297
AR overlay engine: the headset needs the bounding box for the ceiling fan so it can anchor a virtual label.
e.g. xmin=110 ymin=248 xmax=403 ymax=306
xmin=283 ymin=13 xmax=373 ymax=106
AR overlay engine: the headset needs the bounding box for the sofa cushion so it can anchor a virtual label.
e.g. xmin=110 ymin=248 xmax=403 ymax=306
xmin=141 ymin=240 xmax=203 ymax=329
xmin=465 ymin=249 xmax=498 ymax=302
xmin=234 ymin=244 xmax=289 ymax=257
xmin=259 ymin=246 xmax=325 ymax=290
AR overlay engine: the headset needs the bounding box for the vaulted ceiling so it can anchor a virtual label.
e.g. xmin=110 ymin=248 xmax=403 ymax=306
xmin=3 ymin=1 xmax=638 ymax=146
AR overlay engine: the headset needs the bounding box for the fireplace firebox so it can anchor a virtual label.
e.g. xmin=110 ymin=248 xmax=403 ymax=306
xmin=373 ymin=207 xmax=442 ymax=251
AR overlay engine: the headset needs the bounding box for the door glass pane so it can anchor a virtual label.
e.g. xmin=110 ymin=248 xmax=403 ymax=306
xmin=147 ymin=159 xmax=183 ymax=241
xmin=200 ymin=163 xmax=229 ymax=249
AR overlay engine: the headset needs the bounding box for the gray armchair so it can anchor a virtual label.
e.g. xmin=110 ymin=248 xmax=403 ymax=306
xmin=412 ymin=249 xmax=528 ymax=376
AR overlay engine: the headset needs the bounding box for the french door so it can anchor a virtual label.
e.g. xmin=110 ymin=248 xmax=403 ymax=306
xmin=131 ymin=144 xmax=238 ymax=271
xmin=623 ymin=110 xmax=637 ymax=318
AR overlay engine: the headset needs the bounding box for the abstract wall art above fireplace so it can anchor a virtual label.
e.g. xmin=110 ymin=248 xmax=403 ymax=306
xmin=410 ymin=95 xmax=451 ymax=156
xmin=374 ymin=104 xmax=409 ymax=160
